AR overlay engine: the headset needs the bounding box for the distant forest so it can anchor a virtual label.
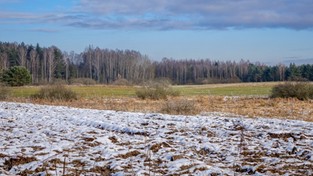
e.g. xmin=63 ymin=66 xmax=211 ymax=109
xmin=1 ymin=41 xmax=313 ymax=85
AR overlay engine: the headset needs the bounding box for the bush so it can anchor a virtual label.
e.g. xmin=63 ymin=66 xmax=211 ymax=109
xmin=136 ymin=81 xmax=180 ymax=100
xmin=271 ymin=82 xmax=313 ymax=100
xmin=112 ymin=79 xmax=130 ymax=86
xmin=69 ymin=78 xmax=97 ymax=85
xmin=31 ymin=85 xmax=78 ymax=101
xmin=161 ymin=99 xmax=199 ymax=115
xmin=0 ymin=85 xmax=11 ymax=100
xmin=1 ymin=66 xmax=31 ymax=86
xmin=199 ymin=77 xmax=242 ymax=84
xmin=52 ymin=79 xmax=68 ymax=85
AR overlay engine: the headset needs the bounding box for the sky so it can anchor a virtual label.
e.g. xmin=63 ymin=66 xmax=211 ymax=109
xmin=1 ymin=0 xmax=313 ymax=64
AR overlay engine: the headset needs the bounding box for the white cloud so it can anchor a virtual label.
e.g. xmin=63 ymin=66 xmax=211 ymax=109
xmin=29 ymin=28 xmax=59 ymax=33
xmin=1 ymin=0 xmax=313 ymax=30
xmin=75 ymin=0 xmax=313 ymax=30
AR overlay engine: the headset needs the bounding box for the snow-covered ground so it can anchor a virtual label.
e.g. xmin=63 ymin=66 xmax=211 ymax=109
xmin=0 ymin=102 xmax=313 ymax=176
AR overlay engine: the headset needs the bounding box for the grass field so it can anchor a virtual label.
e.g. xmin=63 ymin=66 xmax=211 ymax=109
xmin=10 ymin=86 xmax=136 ymax=98
xmin=9 ymin=82 xmax=277 ymax=98
xmin=173 ymin=82 xmax=275 ymax=96
xmin=6 ymin=82 xmax=313 ymax=122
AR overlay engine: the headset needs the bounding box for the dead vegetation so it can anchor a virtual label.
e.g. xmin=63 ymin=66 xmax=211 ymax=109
xmin=3 ymin=156 xmax=37 ymax=171
xmin=161 ymin=98 xmax=199 ymax=115
xmin=7 ymin=95 xmax=313 ymax=122
xmin=150 ymin=142 xmax=171 ymax=153
xmin=135 ymin=80 xmax=180 ymax=100
xmin=31 ymin=85 xmax=78 ymax=101
xmin=118 ymin=150 xmax=141 ymax=159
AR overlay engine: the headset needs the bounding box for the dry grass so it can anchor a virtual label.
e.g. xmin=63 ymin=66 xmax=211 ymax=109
xmin=7 ymin=95 xmax=313 ymax=122
xmin=197 ymin=96 xmax=313 ymax=121
xmin=31 ymin=85 xmax=78 ymax=101
xmin=161 ymin=98 xmax=199 ymax=115
xmin=0 ymin=85 xmax=11 ymax=100
xmin=4 ymin=81 xmax=312 ymax=121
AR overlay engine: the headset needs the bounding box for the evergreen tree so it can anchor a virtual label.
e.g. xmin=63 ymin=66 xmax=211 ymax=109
xmin=1 ymin=66 xmax=32 ymax=86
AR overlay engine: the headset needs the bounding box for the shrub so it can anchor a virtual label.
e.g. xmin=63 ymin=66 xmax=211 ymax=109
xmin=136 ymin=86 xmax=166 ymax=100
xmin=0 ymin=84 xmax=11 ymax=100
xmin=271 ymin=82 xmax=313 ymax=100
xmin=69 ymin=78 xmax=97 ymax=85
xmin=161 ymin=99 xmax=198 ymax=115
xmin=52 ymin=79 xmax=68 ymax=85
xmin=31 ymin=85 xmax=78 ymax=101
xmin=112 ymin=79 xmax=130 ymax=86
xmin=1 ymin=66 xmax=31 ymax=86
xmin=136 ymin=81 xmax=180 ymax=100
xmin=197 ymin=77 xmax=242 ymax=84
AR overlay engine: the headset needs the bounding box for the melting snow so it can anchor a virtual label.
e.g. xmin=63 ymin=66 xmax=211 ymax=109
xmin=0 ymin=102 xmax=313 ymax=175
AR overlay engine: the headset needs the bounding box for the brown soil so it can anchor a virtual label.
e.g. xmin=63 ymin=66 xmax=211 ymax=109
xmin=150 ymin=142 xmax=171 ymax=153
xmin=89 ymin=166 xmax=113 ymax=176
xmin=3 ymin=156 xmax=37 ymax=171
xmin=108 ymin=136 xmax=118 ymax=143
xmin=118 ymin=150 xmax=141 ymax=159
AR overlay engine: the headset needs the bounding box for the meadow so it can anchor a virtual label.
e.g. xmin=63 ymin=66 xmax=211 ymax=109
xmin=6 ymin=82 xmax=313 ymax=122
xmin=10 ymin=82 xmax=274 ymax=98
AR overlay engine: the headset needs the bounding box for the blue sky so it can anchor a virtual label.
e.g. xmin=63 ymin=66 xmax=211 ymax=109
xmin=1 ymin=0 xmax=313 ymax=64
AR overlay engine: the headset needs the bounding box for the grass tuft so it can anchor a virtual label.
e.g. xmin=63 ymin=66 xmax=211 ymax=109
xmin=161 ymin=99 xmax=198 ymax=115
xmin=69 ymin=78 xmax=97 ymax=85
xmin=0 ymin=84 xmax=11 ymax=100
xmin=136 ymin=80 xmax=180 ymax=100
xmin=31 ymin=85 xmax=78 ymax=101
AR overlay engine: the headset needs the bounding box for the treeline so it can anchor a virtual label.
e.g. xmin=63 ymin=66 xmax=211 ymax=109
xmin=1 ymin=41 xmax=313 ymax=85
xmin=0 ymin=42 xmax=154 ymax=84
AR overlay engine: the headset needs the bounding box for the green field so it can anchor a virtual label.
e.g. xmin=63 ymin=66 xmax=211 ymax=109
xmin=9 ymin=86 xmax=136 ymax=98
xmin=10 ymin=87 xmax=40 ymax=98
xmin=173 ymin=83 xmax=275 ymax=96
xmin=71 ymin=86 xmax=137 ymax=98
xmin=8 ymin=82 xmax=278 ymax=98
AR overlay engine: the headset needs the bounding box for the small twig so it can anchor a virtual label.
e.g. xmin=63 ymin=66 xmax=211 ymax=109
xmin=44 ymin=162 xmax=49 ymax=176
xmin=62 ymin=156 xmax=67 ymax=176
xmin=54 ymin=159 xmax=58 ymax=176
